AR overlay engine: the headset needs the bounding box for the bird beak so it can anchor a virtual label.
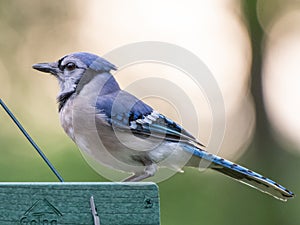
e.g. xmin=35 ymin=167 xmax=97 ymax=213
xmin=32 ymin=62 xmax=59 ymax=76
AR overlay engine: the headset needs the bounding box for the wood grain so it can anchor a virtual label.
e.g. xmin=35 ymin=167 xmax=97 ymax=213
xmin=0 ymin=182 xmax=160 ymax=225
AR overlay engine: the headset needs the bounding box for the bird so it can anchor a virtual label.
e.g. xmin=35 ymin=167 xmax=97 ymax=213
xmin=33 ymin=52 xmax=294 ymax=201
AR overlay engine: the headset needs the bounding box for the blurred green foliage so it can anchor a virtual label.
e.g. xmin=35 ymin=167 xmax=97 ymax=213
xmin=0 ymin=1 xmax=299 ymax=225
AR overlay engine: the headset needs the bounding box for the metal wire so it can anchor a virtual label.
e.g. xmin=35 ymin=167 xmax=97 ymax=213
xmin=0 ymin=98 xmax=64 ymax=182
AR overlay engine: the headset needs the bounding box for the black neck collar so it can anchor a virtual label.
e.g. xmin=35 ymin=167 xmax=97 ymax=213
xmin=57 ymin=91 xmax=75 ymax=112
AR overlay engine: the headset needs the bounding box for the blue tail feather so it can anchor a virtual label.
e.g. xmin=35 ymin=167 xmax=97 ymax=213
xmin=183 ymin=145 xmax=294 ymax=201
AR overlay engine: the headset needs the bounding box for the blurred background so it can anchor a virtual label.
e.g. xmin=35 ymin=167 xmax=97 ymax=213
xmin=0 ymin=0 xmax=299 ymax=224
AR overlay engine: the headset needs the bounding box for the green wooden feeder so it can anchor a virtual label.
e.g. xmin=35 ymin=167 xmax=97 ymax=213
xmin=0 ymin=182 xmax=160 ymax=225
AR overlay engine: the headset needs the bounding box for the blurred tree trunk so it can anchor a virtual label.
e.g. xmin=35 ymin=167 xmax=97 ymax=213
xmin=243 ymin=0 xmax=272 ymax=158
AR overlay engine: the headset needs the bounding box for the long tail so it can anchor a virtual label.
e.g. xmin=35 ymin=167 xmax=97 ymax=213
xmin=184 ymin=145 xmax=294 ymax=201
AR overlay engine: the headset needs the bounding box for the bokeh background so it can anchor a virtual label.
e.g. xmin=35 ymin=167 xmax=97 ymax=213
xmin=0 ymin=0 xmax=299 ymax=224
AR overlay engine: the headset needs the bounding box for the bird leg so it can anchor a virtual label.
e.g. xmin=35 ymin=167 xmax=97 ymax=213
xmin=123 ymin=164 xmax=157 ymax=182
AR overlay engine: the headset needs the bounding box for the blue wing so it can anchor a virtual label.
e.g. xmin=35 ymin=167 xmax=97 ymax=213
xmin=96 ymin=90 xmax=204 ymax=146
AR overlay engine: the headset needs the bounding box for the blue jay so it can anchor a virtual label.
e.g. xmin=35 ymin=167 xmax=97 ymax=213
xmin=33 ymin=52 xmax=294 ymax=201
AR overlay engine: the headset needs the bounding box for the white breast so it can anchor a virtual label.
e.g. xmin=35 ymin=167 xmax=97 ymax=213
xmin=59 ymin=96 xmax=75 ymax=141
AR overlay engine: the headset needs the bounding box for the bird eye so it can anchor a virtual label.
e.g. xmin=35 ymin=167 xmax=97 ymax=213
xmin=65 ymin=62 xmax=76 ymax=71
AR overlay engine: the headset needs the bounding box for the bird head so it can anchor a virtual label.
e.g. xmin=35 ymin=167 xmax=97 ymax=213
xmin=33 ymin=52 xmax=117 ymax=96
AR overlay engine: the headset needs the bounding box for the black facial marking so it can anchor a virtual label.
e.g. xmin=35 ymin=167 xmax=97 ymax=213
xmin=57 ymin=56 xmax=67 ymax=71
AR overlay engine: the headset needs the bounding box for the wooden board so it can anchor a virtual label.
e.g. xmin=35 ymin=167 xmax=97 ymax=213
xmin=0 ymin=182 xmax=160 ymax=225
